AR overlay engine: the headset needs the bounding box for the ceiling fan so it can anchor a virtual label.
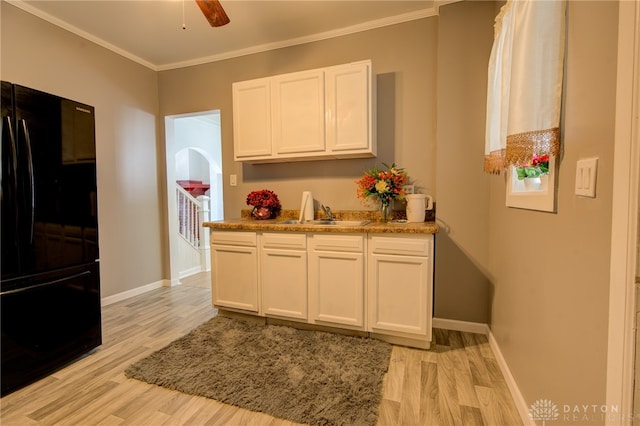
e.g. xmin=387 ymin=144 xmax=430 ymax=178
xmin=195 ymin=0 xmax=230 ymax=27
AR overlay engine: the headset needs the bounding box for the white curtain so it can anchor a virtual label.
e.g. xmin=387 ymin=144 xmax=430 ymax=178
xmin=484 ymin=0 xmax=566 ymax=174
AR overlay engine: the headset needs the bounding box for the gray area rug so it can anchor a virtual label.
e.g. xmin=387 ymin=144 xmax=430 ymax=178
xmin=125 ymin=316 xmax=392 ymax=426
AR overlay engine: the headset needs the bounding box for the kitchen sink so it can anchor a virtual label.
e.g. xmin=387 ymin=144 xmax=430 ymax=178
xmin=276 ymin=219 xmax=370 ymax=227
xmin=309 ymin=220 xmax=371 ymax=226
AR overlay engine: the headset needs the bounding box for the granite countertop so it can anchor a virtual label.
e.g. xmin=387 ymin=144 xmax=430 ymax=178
xmin=203 ymin=209 xmax=439 ymax=234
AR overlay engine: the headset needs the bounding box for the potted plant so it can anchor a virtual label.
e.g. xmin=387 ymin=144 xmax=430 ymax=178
xmin=246 ymin=189 xmax=281 ymax=220
xmin=355 ymin=163 xmax=409 ymax=222
xmin=516 ymin=154 xmax=549 ymax=189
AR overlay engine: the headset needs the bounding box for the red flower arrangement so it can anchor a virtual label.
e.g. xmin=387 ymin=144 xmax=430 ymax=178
xmin=516 ymin=154 xmax=550 ymax=180
xmin=246 ymin=189 xmax=281 ymax=220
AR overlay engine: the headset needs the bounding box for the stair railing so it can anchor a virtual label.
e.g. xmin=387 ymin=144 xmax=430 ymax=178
xmin=176 ymin=184 xmax=210 ymax=250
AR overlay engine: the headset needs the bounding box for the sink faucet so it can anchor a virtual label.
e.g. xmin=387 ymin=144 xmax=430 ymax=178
xmin=321 ymin=204 xmax=333 ymax=220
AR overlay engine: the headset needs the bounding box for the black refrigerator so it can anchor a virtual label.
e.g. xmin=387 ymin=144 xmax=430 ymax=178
xmin=1 ymin=82 xmax=101 ymax=396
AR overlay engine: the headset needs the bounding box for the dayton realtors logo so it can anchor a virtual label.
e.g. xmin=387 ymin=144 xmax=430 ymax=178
xmin=529 ymin=399 xmax=559 ymax=425
xmin=529 ymin=399 xmax=624 ymax=424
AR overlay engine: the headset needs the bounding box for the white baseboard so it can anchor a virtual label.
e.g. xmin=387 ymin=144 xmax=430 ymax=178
xmin=432 ymin=317 xmax=490 ymax=335
xmin=179 ymin=266 xmax=202 ymax=279
xmin=101 ymin=279 xmax=168 ymax=306
xmin=486 ymin=330 xmax=534 ymax=425
xmin=432 ymin=317 xmax=533 ymax=426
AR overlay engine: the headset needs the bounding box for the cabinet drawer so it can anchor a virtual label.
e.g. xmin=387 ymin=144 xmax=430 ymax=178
xmin=310 ymin=234 xmax=364 ymax=253
xmin=261 ymin=232 xmax=307 ymax=250
xmin=369 ymin=235 xmax=432 ymax=257
xmin=211 ymin=231 xmax=257 ymax=247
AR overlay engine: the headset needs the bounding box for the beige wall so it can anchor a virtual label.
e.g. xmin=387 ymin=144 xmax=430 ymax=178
xmin=158 ymin=18 xmax=439 ymax=218
xmin=434 ymin=1 xmax=496 ymax=323
xmin=1 ymin=3 xmax=165 ymax=298
xmin=488 ymin=1 xmax=618 ymax=419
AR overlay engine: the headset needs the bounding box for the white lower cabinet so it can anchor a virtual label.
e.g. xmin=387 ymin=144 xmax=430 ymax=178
xmin=210 ymin=231 xmax=259 ymax=312
xmin=261 ymin=233 xmax=308 ymax=320
xmin=368 ymin=234 xmax=434 ymax=345
xmin=308 ymin=234 xmax=365 ymax=329
xmin=210 ymin=229 xmax=434 ymax=348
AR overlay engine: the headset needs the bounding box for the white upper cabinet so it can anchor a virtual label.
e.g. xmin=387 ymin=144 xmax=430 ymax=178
xmin=232 ymin=77 xmax=272 ymax=160
xmin=272 ymin=69 xmax=326 ymax=155
xmin=325 ymin=62 xmax=373 ymax=154
xmin=232 ymin=60 xmax=375 ymax=163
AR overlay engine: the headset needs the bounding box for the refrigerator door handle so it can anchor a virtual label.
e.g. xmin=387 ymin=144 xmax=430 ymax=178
xmin=0 ymin=270 xmax=91 ymax=296
xmin=19 ymin=119 xmax=35 ymax=243
xmin=3 ymin=115 xmax=17 ymax=187
xmin=5 ymin=116 xmax=19 ymax=249
xmin=3 ymin=115 xmax=18 ymax=198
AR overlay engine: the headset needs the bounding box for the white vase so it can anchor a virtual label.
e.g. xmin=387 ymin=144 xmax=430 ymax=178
xmin=523 ymin=177 xmax=542 ymax=191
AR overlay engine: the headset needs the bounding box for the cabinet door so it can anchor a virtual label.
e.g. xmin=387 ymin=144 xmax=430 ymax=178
xmin=211 ymin=244 xmax=259 ymax=312
xmin=368 ymin=253 xmax=432 ymax=338
xmin=271 ymin=70 xmax=325 ymax=155
xmin=309 ymin=249 xmax=365 ymax=328
xmin=232 ymin=78 xmax=272 ymax=160
xmin=325 ymin=61 xmax=373 ymax=153
xmin=261 ymin=247 xmax=307 ymax=320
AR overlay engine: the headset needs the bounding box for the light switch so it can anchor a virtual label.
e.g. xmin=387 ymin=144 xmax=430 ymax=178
xmin=229 ymin=174 xmax=237 ymax=186
xmin=575 ymin=157 xmax=598 ymax=197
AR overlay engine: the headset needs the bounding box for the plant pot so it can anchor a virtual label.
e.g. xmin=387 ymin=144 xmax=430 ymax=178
xmin=252 ymin=206 xmax=275 ymax=220
xmin=523 ymin=177 xmax=542 ymax=191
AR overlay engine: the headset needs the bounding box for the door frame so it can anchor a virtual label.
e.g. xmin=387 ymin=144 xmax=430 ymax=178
xmin=164 ymin=111 xmax=222 ymax=286
xmin=606 ymin=1 xmax=640 ymax=424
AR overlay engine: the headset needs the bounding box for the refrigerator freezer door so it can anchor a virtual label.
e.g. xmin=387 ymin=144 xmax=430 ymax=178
xmin=0 ymin=262 xmax=102 ymax=396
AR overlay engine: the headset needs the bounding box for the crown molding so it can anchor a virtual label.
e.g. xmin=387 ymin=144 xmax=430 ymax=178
xmin=158 ymin=6 xmax=439 ymax=71
xmin=6 ymin=0 xmax=158 ymax=71
xmin=6 ymin=0 xmax=456 ymax=72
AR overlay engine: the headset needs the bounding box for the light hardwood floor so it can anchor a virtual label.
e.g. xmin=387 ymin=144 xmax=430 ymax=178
xmin=0 ymin=272 xmax=522 ymax=425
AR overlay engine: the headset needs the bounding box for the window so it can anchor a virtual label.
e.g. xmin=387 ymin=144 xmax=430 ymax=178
xmin=506 ymin=156 xmax=556 ymax=212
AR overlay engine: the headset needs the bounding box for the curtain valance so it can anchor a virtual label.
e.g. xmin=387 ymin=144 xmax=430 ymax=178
xmin=484 ymin=0 xmax=566 ymax=174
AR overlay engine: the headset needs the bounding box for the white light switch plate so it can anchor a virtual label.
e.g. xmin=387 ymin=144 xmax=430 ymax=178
xmin=229 ymin=174 xmax=237 ymax=186
xmin=575 ymin=157 xmax=598 ymax=197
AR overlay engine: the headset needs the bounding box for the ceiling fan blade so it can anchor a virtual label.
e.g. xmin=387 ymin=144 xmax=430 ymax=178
xmin=195 ymin=0 xmax=230 ymax=27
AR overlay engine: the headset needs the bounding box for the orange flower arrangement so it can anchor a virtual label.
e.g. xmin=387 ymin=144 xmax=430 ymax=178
xmin=356 ymin=163 xmax=409 ymax=206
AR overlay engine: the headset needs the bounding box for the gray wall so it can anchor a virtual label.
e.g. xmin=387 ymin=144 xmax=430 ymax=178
xmin=158 ymin=18 xmax=439 ymax=217
xmin=157 ymin=5 xmax=498 ymax=325
xmin=1 ymin=3 xmax=165 ymax=298
xmin=488 ymin=1 xmax=617 ymax=418
xmin=435 ymin=1 xmax=496 ymax=323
